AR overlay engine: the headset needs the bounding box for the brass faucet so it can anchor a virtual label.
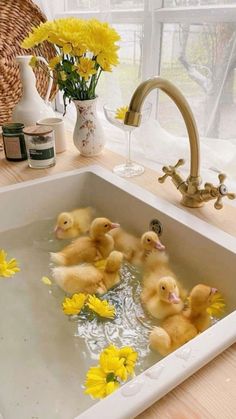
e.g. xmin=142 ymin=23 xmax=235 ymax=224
xmin=124 ymin=77 xmax=235 ymax=209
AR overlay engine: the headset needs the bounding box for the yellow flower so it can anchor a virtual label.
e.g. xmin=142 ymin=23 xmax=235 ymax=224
xmin=119 ymin=347 xmax=138 ymax=376
xmin=60 ymin=71 xmax=67 ymax=81
xmin=41 ymin=276 xmax=52 ymax=286
xmin=0 ymin=249 xmax=20 ymax=278
xmin=101 ymin=345 xmax=138 ymax=378
xmin=86 ymin=295 xmax=115 ymax=319
xmin=21 ymin=21 xmax=54 ymax=48
xmin=75 ymin=57 xmax=97 ymax=81
xmin=84 ymin=365 xmax=120 ymax=399
xmin=62 ymin=293 xmax=87 ymax=315
xmin=48 ymin=56 xmax=61 ymax=69
xmin=115 ymin=106 xmax=128 ymax=121
xmin=206 ymin=293 xmax=226 ymax=318
xmin=29 ymin=56 xmax=38 ymax=68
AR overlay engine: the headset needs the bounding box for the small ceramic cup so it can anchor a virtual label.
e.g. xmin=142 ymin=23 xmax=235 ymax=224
xmin=36 ymin=117 xmax=66 ymax=153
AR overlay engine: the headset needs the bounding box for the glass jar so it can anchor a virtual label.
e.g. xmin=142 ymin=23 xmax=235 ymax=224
xmin=23 ymin=125 xmax=56 ymax=169
xmin=2 ymin=123 xmax=27 ymax=161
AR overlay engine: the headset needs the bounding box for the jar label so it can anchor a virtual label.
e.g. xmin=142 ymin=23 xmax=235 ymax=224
xmin=3 ymin=136 xmax=22 ymax=159
xmin=29 ymin=147 xmax=55 ymax=160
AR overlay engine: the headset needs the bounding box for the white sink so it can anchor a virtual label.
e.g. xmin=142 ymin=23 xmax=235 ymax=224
xmin=0 ymin=165 xmax=235 ymax=419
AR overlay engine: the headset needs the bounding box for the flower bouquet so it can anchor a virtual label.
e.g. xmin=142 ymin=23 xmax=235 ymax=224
xmin=22 ymin=18 xmax=120 ymax=156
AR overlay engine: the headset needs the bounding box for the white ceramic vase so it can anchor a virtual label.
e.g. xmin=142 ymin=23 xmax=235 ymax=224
xmin=73 ymin=98 xmax=105 ymax=156
xmin=12 ymin=55 xmax=55 ymax=126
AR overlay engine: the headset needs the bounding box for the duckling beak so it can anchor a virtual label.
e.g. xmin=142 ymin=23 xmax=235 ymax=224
xmin=210 ymin=287 xmax=218 ymax=294
xmin=110 ymin=223 xmax=120 ymax=229
xmin=155 ymin=241 xmax=165 ymax=251
xmin=54 ymin=226 xmax=62 ymax=234
xmin=168 ymin=292 xmax=180 ymax=304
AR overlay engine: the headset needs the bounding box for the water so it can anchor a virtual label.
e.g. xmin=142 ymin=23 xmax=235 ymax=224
xmin=0 ymin=219 xmax=161 ymax=419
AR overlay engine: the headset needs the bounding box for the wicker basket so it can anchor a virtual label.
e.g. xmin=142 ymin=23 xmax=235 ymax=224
xmin=0 ymin=0 xmax=57 ymax=125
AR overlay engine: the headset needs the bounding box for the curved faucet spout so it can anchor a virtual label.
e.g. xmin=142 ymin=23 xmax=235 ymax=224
xmin=124 ymin=77 xmax=200 ymax=181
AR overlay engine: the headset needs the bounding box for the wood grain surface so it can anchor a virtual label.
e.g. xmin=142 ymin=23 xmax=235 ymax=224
xmin=0 ymin=134 xmax=235 ymax=419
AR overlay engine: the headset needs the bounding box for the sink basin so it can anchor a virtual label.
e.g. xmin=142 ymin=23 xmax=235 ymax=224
xmin=0 ymin=165 xmax=235 ymax=419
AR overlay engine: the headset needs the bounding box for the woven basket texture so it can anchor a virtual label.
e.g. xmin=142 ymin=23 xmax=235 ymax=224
xmin=0 ymin=0 xmax=57 ymax=124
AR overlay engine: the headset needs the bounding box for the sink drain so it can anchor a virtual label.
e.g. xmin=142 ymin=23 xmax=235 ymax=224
xmin=149 ymin=219 xmax=163 ymax=236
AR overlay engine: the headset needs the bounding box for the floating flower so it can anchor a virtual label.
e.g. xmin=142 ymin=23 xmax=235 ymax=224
xmin=84 ymin=365 xmax=120 ymax=399
xmin=0 ymin=249 xmax=20 ymax=278
xmin=119 ymin=346 xmax=138 ymax=376
xmin=62 ymin=293 xmax=87 ymax=315
xmin=207 ymin=292 xmax=226 ymax=318
xmin=84 ymin=344 xmax=138 ymax=399
xmin=41 ymin=276 xmax=52 ymax=286
xmin=115 ymin=106 xmax=128 ymax=121
xmin=86 ymin=295 xmax=115 ymax=319
xmin=75 ymin=57 xmax=97 ymax=81
xmin=102 ymin=344 xmax=138 ymax=378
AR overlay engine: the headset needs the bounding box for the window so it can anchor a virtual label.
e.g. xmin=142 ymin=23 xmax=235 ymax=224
xmin=55 ymin=0 xmax=236 ymax=143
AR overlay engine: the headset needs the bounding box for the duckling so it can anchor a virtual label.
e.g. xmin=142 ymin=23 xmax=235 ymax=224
xmin=110 ymin=229 xmax=165 ymax=266
xmin=54 ymin=207 xmax=94 ymax=239
xmin=141 ymin=275 xmax=184 ymax=320
xmin=142 ymin=244 xmax=187 ymax=301
xmin=149 ymin=284 xmax=218 ymax=356
xmin=51 ymin=250 xmax=123 ymax=295
xmin=132 ymin=231 xmax=166 ymax=266
xmin=50 ymin=217 xmax=120 ymax=266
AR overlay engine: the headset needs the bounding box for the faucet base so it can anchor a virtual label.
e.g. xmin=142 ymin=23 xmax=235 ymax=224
xmin=181 ymin=195 xmax=204 ymax=208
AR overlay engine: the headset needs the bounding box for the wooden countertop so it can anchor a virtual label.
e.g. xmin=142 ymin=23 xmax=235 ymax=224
xmin=0 ymin=136 xmax=235 ymax=418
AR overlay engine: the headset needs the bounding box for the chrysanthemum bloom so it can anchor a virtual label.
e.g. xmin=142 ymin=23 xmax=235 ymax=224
xmin=62 ymin=293 xmax=87 ymax=315
xmin=0 ymin=250 xmax=20 ymax=278
xmin=84 ymin=355 xmax=124 ymax=398
xmin=86 ymin=295 xmax=115 ymax=319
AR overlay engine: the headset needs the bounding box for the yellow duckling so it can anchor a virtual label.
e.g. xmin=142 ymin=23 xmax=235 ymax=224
xmin=141 ymin=275 xmax=184 ymax=320
xmin=110 ymin=229 xmax=165 ymax=265
xmin=54 ymin=207 xmax=94 ymax=239
xmin=52 ymin=250 xmax=123 ymax=295
xmin=149 ymin=284 xmax=218 ymax=356
xmin=50 ymin=217 xmax=120 ymax=266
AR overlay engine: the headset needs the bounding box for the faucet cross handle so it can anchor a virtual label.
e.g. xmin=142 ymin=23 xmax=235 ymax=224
xmin=205 ymin=173 xmax=236 ymax=210
xmin=158 ymin=159 xmax=185 ymax=183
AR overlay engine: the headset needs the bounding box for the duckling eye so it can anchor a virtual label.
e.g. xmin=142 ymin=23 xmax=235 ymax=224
xmin=147 ymin=238 xmax=151 ymax=242
xmin=64 ymin=221 xmax=68 ymax=225
xmin=162 ymin=286 xmax=165 ymax=290
xmin=104 ymin=224 xmax=108 ymax=227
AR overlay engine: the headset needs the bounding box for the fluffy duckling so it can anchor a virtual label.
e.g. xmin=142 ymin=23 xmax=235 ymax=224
xmin=149 ymin=284 xmax=217 ymax=356
xmin=51 ymin=250 xmax=123 ymax=295
xmin=141 ymin=275 xmax=184 ymax=320
xmin=110 ymin=229 xmax=165 ymax=265
xmin=50 ymin=217 xmax=120 ymax=266
xmin=54 ymin=207 xmax=94 ymax=239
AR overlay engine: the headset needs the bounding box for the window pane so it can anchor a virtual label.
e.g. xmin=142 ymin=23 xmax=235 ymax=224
xmin=97 ymin=23 xmax=143 ymax=107
xmin=164 ymin=1 xmax=236 ymax=6
xmin=158 ymin=22 xmax=236 ymax=139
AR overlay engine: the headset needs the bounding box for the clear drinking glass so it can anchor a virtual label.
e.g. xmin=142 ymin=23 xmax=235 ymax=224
xmin=104 ymin=102 xmax=152 ymax=177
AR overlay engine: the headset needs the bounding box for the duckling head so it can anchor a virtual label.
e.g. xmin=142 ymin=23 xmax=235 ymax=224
xmin=189 ymin=284 xmax=218 ymax=313
xmin=55 ymin=212 xmax=73 ymax=236
xmin=90 ymin=217 xmax=120 ymax=239
xmin=157 ymin=276 xmax=181 ymax=304
xmin=141 ymin=231 xmax=165 ymax=252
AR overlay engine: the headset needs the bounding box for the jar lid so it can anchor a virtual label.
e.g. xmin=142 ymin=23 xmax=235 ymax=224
xmin=3 ymin=122 xmax=24 ymax=132
xmin=23 ymin=125 xmax=53 ymax=136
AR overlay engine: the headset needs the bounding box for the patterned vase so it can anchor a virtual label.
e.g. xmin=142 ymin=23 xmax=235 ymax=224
xmin=73 ymin=98 xmax=105 ymax=156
